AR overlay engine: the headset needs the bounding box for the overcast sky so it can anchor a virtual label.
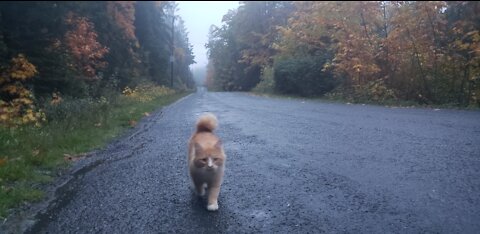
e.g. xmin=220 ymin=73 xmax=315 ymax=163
xmin=176 ymin=1 xmax=240 ymax=69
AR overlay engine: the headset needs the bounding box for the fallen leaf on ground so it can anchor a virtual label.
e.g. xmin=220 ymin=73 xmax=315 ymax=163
xmin=129 ymin=120 xmax=137 ymax=127
xmin=64 ymin=153 xmax=87 ymax=162
xmin=0 ymin=158 xmax=7 ymax=166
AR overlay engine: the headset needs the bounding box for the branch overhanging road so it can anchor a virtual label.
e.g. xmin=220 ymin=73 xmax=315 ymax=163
xmin=19 ymin=88 xmax=480 ymax=233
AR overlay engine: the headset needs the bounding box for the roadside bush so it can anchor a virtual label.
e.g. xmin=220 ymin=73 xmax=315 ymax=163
xmin=273 ymin=56 xmax=336 ymax=97
xmin=122 ymin=82 xmax=175 ymax=103
xmin=252 ymin=66 xmax=275 ymax=94
xmin=43 ymin=95 xmax=110 ymax=125
xmin=0 ymin=54 xmax=46 ymax=127
xmin=353 ymin=79 xmax=396 ymax=103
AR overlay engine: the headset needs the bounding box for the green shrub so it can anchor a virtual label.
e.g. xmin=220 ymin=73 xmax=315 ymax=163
xmin=252 ymin=66 xmax=275 ymax=94
xmin=273 ymin=56 xmax=336 ymax=97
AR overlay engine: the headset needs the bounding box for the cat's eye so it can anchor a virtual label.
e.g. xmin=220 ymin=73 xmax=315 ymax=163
xmin=213 ymin=158 xmax=219 ymax=161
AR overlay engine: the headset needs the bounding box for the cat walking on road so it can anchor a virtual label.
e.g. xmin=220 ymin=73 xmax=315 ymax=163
xmin=188 ymin=113 xmax=226 ymax=211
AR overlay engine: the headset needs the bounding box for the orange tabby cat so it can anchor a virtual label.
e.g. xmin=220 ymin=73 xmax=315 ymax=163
xmin=188 ymin=113 xmax=226 ymax=211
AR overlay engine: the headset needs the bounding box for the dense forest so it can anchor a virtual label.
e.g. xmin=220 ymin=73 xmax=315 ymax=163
xmin=2 ymin=1 xmax=478 ymax=129
xmin=206 ymin=1 xmax=479 ymax=107
xmin=0 ymin=1 xmax=195 ymax=126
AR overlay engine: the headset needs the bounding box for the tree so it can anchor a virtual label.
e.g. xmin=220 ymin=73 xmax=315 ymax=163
xmin=206 ymin=1 xmax=294 ymax=91
xmin=64 ymin=11 xmax=109 ymax=80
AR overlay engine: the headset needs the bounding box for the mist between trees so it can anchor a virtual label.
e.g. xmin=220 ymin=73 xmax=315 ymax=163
xmin=205 ymin=1 xmax=479 ymax=107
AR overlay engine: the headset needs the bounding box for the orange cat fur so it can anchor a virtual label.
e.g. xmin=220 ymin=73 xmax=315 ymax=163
xmin=188 ymin=113 xmax=226 ymax=211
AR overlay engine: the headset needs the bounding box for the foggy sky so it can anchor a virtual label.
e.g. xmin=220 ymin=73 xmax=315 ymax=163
xmin=177 ymin=1 xmax=239 ymax=69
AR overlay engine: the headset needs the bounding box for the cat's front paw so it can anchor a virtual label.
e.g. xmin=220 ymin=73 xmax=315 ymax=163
xmin=207 ymin=202 xmax=218 ymax=211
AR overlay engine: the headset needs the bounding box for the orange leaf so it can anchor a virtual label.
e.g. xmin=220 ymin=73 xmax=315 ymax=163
xmin=129 ymin=120 xmax=137 ymax=127
xmin=0 ymin=158 xmax=7 ymax=166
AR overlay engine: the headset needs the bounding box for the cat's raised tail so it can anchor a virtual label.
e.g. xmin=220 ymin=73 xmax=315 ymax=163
xmin=196 ymin=113 xmax=218 ymax=133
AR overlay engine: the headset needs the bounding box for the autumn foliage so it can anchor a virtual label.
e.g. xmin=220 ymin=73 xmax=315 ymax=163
xmin=207 ymin=1 xmax=480 ymax=107
xmin=0 ymin=54 xmax=45 ymax=126
xmin=106 ymin=1 xmax=137 ymax=42
xmin=64 ymin=12 xmax=109 ymax=79
xmin=0 ymin=2 xmax=195 ymax=127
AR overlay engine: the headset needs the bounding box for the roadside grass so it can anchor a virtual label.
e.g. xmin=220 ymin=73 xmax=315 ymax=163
xmin=0 ymin=91 xmax=189 ymax=218
xmin=250 ymin=91 xmax=479 ymax=110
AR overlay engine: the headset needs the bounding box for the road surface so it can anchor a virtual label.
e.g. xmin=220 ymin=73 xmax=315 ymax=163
xmin=16 ymin=88 xmax=480 ymax=233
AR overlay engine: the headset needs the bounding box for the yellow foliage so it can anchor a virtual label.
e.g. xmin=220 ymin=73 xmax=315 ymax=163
xmin=2 ymin=84 xmax=18 ymax=94
xmin=8 ymin=54 xmax=38 ymax=81
xmin=122 ymin=84 xmax=175 ymax=103
xmin=0 ymin=54 xmax=44 ymax=127
xmin=122 ymin=86 xmax=134 ymax=96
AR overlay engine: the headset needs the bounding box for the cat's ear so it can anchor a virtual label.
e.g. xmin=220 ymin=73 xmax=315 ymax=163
xmin=194 ymin=143 xmax=202 ymax=153
xmin=214 ymin=140 xmax=222 ymax=149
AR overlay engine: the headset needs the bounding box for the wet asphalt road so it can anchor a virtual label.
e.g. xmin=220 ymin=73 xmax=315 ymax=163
xmin=24 ymin=88 xmax=480 ymax=233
